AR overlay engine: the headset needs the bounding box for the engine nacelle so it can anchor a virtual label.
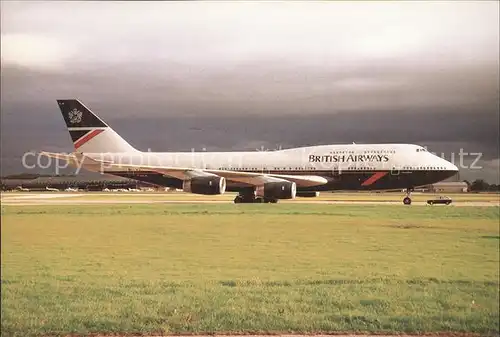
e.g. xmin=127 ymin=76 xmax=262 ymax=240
xmin=182 ymin=176 xmax=226 ymax=195
xmin=255 ymin=181 xmax=296 ymax=199
xmin=296 ymin=191 xmax=320 ymax=198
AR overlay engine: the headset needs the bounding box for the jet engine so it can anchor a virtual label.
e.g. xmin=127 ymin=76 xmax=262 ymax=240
xmin=183 ymin=176 xmax=226 ymax=195
xmin=255 ymin=181 xmax=296 ymax=199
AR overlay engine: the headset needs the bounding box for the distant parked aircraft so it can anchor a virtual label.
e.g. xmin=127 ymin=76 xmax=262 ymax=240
xmin=65 ymin=187 xmax=79 ymax=192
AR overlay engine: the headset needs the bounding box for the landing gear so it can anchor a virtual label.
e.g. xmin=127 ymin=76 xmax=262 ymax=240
xmin=403 ymin=188 xmax=413 ymax=205
xmin=233 ymin=194 xmax=254 ymax=203
xmin=233 ymin=194 xmax=278 ymax=204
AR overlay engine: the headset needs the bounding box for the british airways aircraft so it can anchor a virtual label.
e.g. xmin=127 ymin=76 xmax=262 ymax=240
xmin=41 ymin=99 xmax=459 ymax=204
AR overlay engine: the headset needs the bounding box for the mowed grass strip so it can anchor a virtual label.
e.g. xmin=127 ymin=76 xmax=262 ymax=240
xmin=1 ymin=204 xmax=499 ymax=336
xmin=3 ymin=191 xmax=499 ymax=203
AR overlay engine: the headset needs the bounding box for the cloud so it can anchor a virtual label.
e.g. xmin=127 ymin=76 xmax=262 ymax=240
xmin=1 ymin=1 xmax=498 ymax=69
xmin=1 ymin=34 xmax=74 ymax=70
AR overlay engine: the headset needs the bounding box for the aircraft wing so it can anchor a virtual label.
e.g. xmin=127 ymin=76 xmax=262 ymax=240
xmin=40 ymin=152 xmax=329 ymax=187
xmin=205 ymin=170 xmax=328 ymax=187
xmin=107 ymin=163 xmax=328 ymax=187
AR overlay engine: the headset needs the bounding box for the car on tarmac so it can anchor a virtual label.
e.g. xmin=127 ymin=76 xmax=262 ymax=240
xmin=427 ymin=195 xmax=452 ymax=205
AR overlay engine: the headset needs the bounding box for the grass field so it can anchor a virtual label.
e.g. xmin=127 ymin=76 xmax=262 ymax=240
xmin=1 ymin=204 xmax=499 ymax=336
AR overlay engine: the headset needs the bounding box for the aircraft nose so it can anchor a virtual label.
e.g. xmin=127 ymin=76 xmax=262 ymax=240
xmin=446 ymin=161 xmax=459 ymax=172
xmin=434 ymin=154 xmax=458 ymax=172
xmin=441 ymin=158 xmax=459 ymax=175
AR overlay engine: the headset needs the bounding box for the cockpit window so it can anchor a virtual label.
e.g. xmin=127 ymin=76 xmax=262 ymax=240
xmin=416 ymin=148 xmax=427 ymax=152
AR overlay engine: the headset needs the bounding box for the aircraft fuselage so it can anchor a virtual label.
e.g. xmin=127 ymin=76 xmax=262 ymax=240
xmin=80 ymin=143 xmax=458 ymax=192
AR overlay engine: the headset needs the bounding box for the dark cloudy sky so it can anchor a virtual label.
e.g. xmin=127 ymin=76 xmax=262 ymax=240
xmin=1 ymin=1 xmax=499 ymax=183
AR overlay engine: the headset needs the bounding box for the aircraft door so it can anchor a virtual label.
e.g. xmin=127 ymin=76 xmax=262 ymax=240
xmin=391 ymin=166 xmax=400 ymax=176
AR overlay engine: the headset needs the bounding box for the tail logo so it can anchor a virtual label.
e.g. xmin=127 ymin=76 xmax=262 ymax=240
xmin=73 ymin=129 xmax=104 ymax=149
xmin=68 ymin=109 xmax=83 ymax=124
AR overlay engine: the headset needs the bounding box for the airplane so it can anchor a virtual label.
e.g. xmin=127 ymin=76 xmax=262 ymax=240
xmin=111 ymin=188 xmax=130 ymax=192
xmin=15 ymin=186 xmax=30 ymax=192
xmin=41 ymin=99 xmax=459 ymax=205
xmin=65 ymin=187 xmax=79 ymax=192
xmin=45 ymin=186 xmax=60 ymax=192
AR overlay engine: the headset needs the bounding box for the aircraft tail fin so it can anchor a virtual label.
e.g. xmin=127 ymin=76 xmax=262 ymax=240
xmin=56 ymin=99 xmax=138 ymax=153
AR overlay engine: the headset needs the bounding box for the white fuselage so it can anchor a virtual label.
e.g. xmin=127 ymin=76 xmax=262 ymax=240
xmin=83 ymin=143 xmax=457 ymax=174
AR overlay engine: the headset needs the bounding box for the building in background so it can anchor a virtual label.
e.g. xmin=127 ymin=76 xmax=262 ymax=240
xmin=427 ymin=181 xmax=469 ymax=193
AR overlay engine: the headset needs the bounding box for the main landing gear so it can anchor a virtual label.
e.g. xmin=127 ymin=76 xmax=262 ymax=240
xmin=403 ymin=188 xmax=414 ymax=205
xmin=233 ymin=194 xmax=278 ymax=204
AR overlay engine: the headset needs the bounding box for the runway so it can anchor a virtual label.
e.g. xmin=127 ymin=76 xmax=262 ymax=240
xmin=1 ymin=192 xmax=498 ymax=207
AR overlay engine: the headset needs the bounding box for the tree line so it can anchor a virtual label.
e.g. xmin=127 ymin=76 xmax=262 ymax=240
xmin=464 ymin=179 xmax=500 ymax=192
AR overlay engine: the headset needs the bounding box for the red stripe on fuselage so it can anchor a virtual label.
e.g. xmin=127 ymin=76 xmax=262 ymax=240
xmin=74 ymin=129 xmax=104 ymax=149
xmin=361 ymin=171 xmax=388 ymax=186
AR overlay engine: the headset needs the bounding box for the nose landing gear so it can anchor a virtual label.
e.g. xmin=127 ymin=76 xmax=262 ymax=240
xmin=403 ymin=188 xmax=414 ymax=205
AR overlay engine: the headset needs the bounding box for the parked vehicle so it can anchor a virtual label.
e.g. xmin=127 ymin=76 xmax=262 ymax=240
xmin=427 ymin=196 xmax=452 ymax=205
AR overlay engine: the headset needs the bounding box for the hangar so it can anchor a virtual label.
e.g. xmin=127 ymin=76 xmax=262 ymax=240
xmin=427 ymin=181 xmax=469 ymax=193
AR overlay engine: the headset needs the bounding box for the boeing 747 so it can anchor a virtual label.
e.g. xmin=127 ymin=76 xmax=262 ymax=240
xmin=41 ymin=99 xmax=459 ymax=204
